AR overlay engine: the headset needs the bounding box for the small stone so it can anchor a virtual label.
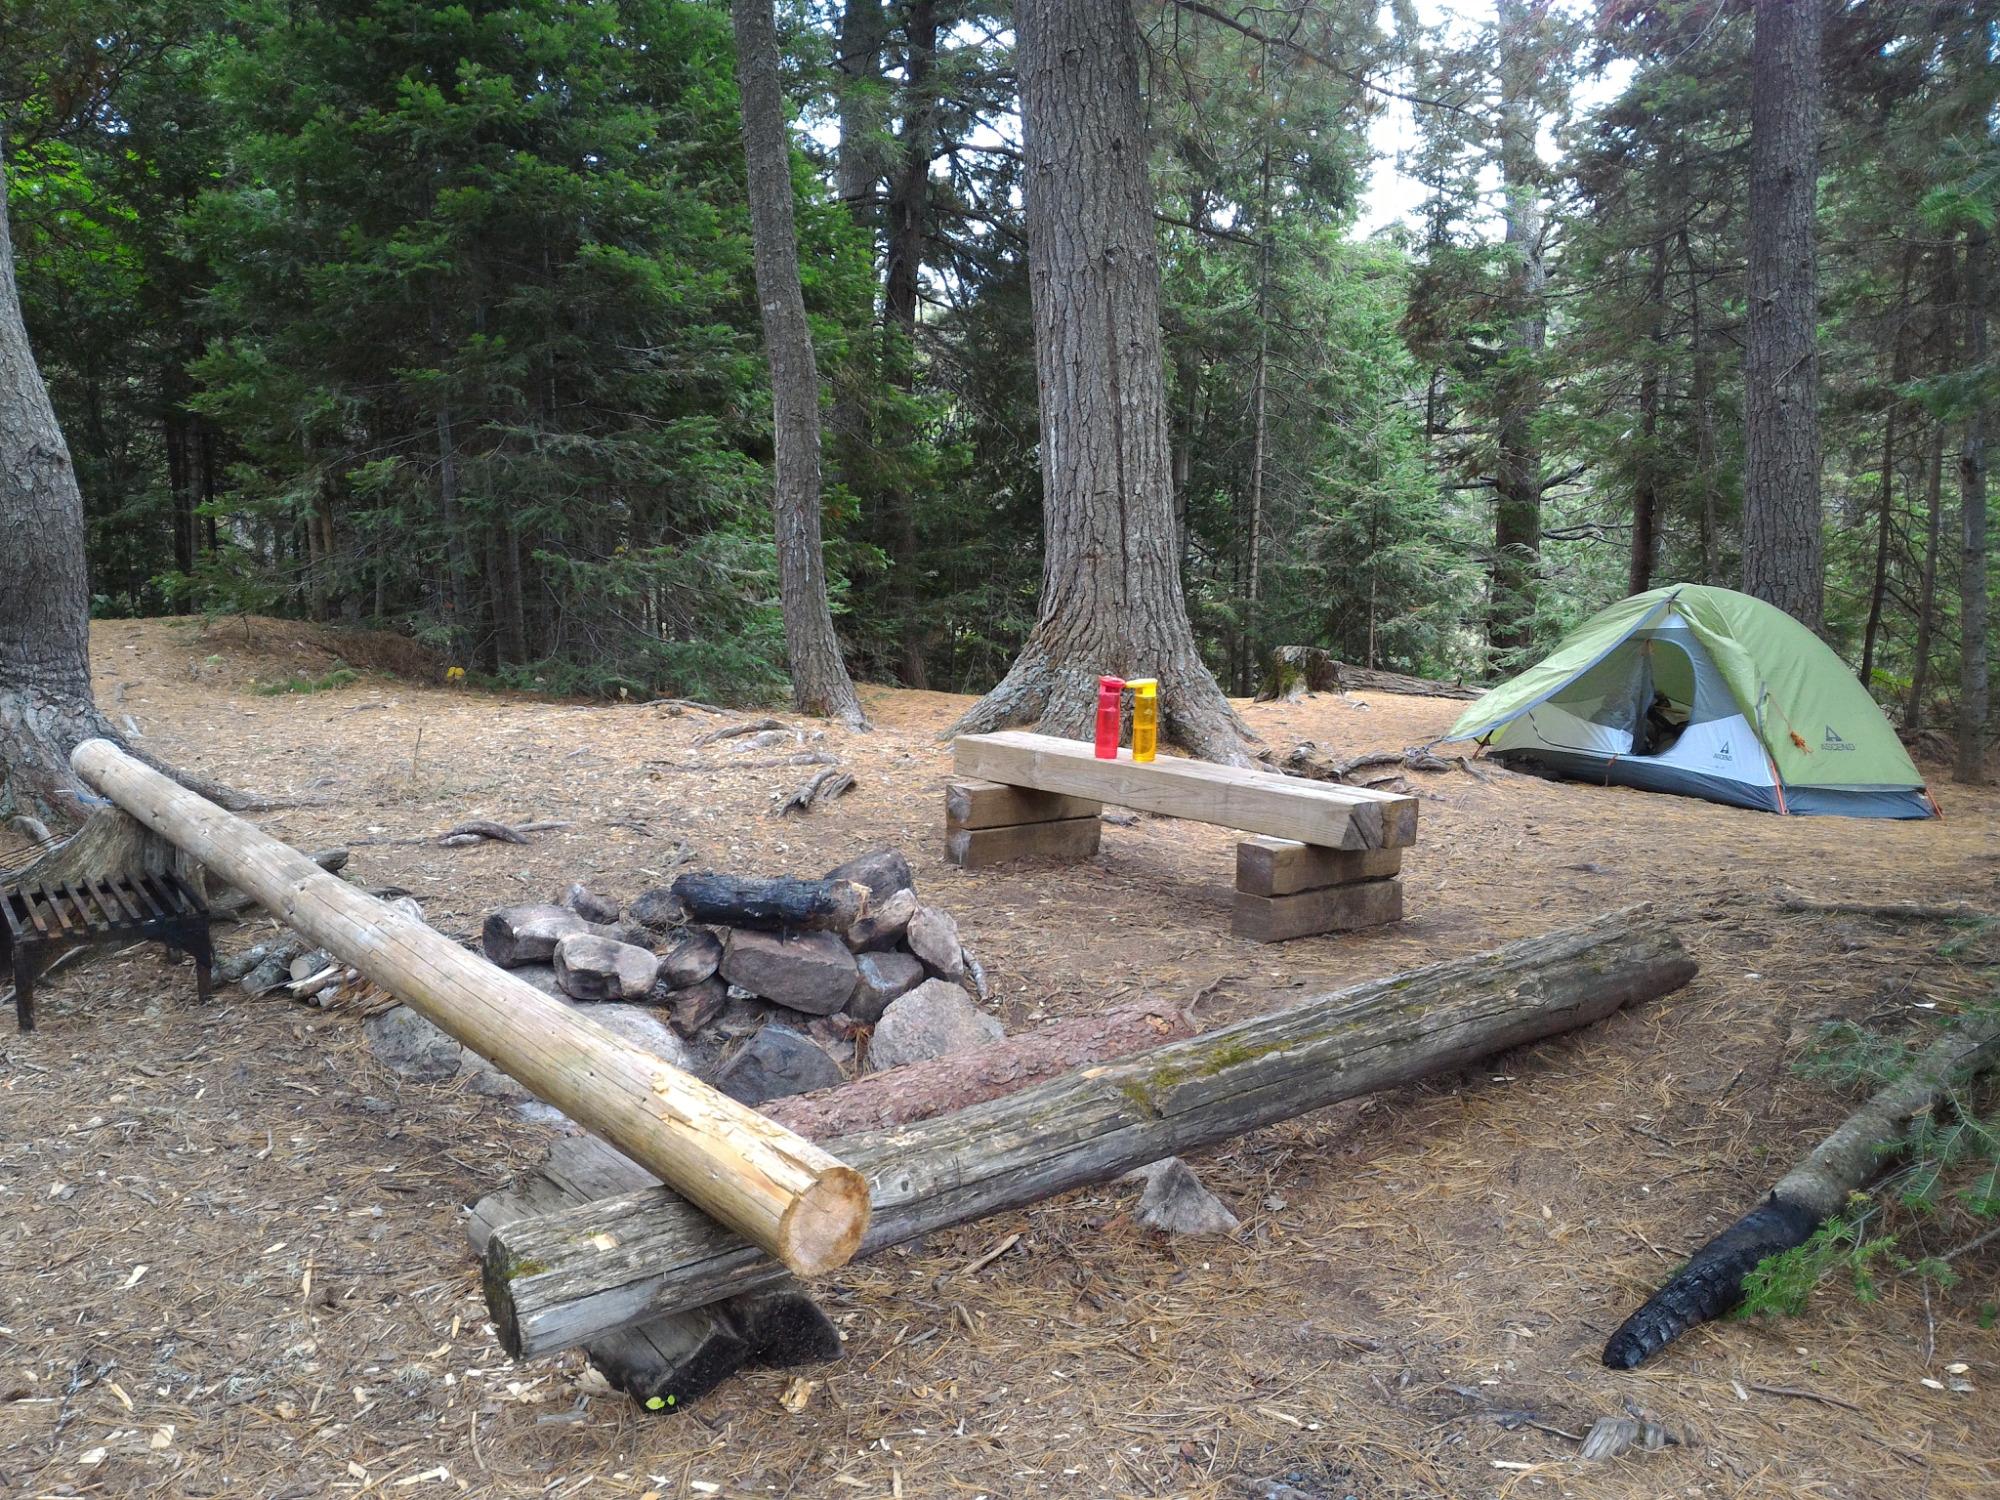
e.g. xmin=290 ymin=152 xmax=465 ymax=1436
xmin=716 ymin=994 xmax=786 ymax=1038
xmin=660 ymin=929 xmax=724 ymax=988
xmin=364 ymin=1006 xmax=463 ymax=1082
xmin=483 ymin=905 xmax=589 ymax=967
xmin=719 ymin=929 xmax=857 ymax=1015
xmin=1123 ymin=1157 xmax=1240 ymax=1235
xmin=844 ymin=887 xmax=918 ymax=952
xmin=866 ymin=979 xmax=1002 ymax=1070
xmin=628 ymin=887 xmax=686 ymax=931
xmin=847 ymin=950 xmax=926 ymax=1024
xmin=714 ymin=1025 xmax=845 ymax=1105
xmin=823 ymin=848 xmax=915 ymax=906
xmin=553 ymin=934 xmax=661 ymax=1002
xmin=665 ymin=976 xmax=729 ymax=1037
xmin=564 ymin=882 xmax=622 ymax=925
xmin=812 ymin=1012 xmax=861 ymax=1042
xmin=905 ymin=906 xmax=966 ymax=981
xmin=590 ymin=1003 xmax=695 ymax=1072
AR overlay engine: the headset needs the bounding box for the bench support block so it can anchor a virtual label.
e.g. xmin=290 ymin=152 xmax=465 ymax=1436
xmin=946 ymin=815 xmax=1101 ymax=869
xmin=1235 ymin=836 xmax=1402 ymax=897
xmin=1233 ymin=876 xmax=1405 ymax=943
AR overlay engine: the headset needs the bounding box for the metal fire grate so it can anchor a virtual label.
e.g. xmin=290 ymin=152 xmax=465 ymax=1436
xmin=1 ymin=872 xmax=213 ymax=1032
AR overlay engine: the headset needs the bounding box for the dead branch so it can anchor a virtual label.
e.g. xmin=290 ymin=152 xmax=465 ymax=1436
xmin=693 ymin=717 xmax=791 ymax=747
xmin=770 ymin=767 xmax=855 ymax=817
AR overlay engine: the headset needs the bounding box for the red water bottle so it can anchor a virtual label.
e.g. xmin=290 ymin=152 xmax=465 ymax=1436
xmin=1094 ymin=676 xmax=1125 ymax=759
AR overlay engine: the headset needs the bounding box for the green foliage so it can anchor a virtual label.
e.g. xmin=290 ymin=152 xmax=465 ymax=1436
xmin=6 ymin=0 xmax=1994 ymax=719
xmin=1738 ymin=1203 xmax=1904 ymax=1318
xmin=1747 ymin=981 xmax=2000 ymax=1319
xmin=253 ymin=664 xmax=361 ymax=696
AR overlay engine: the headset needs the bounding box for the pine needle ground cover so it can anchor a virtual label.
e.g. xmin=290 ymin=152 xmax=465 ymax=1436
xmin=0 ymin=616 xmax=1993 ymax=1499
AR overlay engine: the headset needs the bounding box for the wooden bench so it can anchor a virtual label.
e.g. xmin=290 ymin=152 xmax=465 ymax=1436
xmin=945 ymin=731 xmax=1416 ymax=942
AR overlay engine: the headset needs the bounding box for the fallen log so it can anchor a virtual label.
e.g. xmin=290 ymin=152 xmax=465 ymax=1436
xmin=1602 ymin=1008 xmax=2000 ymax=1369
xmin=669 ymin=872 xmax=869 ymax=931
xmin=1257 ymin=646 xmax=1481 ymax=703
xmin=486 ymin=908 xmax=1694 ymax=1360
xmin=70 ymin=739 xmax=870 ymax=1277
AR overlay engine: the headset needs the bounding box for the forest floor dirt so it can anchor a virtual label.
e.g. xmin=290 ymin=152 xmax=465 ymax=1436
xmin=2 ymin=615 xmax=1997 ymax=1500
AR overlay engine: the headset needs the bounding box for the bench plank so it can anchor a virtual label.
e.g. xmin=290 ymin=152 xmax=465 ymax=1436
xmin=954 ymin=732 xmax=1416 ymax=850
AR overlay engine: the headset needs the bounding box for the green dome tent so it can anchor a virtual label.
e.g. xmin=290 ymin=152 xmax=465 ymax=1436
xmin=1440 ymin=585 xmax=1937 ymax=819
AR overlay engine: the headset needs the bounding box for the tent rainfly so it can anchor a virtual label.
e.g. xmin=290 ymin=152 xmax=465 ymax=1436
xmin=1441 ymin=585 xmax=1938 ymax=819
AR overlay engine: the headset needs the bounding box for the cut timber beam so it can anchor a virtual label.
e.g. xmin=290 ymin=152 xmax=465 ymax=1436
xmin=70 ymin=739 xmax=869 ymax=1277
xmin=484 ymin=909 xmax=1693 ymax=1360
xmin=946 ymin=779 xmax=1101 ymax=829
xmin=1236 ymin=836 xmax=1402 ymax=897
xmin=1233 ymin=877 xmax=1404 ymax=943
xmin=954 ymin=731 xmax=1416 ymax=849
xmin=945 ymin=816 xmax=1100 ymax=869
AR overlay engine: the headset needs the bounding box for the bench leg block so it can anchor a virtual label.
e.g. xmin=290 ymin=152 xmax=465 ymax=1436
xmin=946 ymin=779 xmax=1102 ymax=829
xmin=1235 ymin=837 xmax=1403 ymax=897
xmin=1232 ymin=877 xmax=1404 ymax=943
xmin=945 ymin=816 xmax=1102 ymax=869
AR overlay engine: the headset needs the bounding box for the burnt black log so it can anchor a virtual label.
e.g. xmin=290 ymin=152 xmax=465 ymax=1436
xmin=669 ymin=873 xmax=868 ymax=932
xmin=1602 ymin=1196 xmax=1819 ymax=1370
xmin=1604 ymin=1010 xmax=2000 ymax=1369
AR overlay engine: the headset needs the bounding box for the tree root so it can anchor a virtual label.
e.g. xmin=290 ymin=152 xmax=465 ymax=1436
xmin=946 ymin=641 xmax=1261 ymax=766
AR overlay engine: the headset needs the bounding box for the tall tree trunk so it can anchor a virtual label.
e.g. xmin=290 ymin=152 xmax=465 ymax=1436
xmin=0 ymin=127 xmax=122 ymax=831
xmin=731 ymin=0 xmax=868 ymax=728
xmin=1860 ymin=250 xmax=1916 ymax=690
xmin=495 ymin=516 xmax=528 ymax=666
xmin=1687 ymin=232 xmax=1720 ymax=584
xmin=1905 ymin=422 xmax=1947 ymax=731
xmin=1740 ymin=0 xmax=1824 ymax=629
xmin=881 ymin=0 xmax=938 ymax=689
xmin=824 ymin=0 xmax=885 ymax=528
xmin=1240 ymin=140 xmax=1271 ymax=698
xmin=1957 ymin=222 xmax=1990 ymax=784
xmin=947 ymin=0 xmax=1252 ymax=763
xmin=834 ymin=0 xmax=887 ymax=235
xmin=1489 ymin=0 xmax=1547 ymax=653
xmin=1629 ymin=234 xmax=1669 ymax=595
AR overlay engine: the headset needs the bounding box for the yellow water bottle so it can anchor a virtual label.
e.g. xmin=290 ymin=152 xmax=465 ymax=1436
xmin=1128 ymin=678 xmax=1158 ymax=762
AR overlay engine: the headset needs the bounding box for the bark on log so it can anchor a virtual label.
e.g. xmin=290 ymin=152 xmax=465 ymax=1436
xmin=486 ymin=909 xmax=1694 ymax=1360
xmin=670 ymin=873 xmax=869 ymax=932
xmin=470 ymin=1137 xmax=840 ymax=1415
xmin=70 ymin=740 xmax=870 ymax=1276
xmin=1603 ymin=1009 xmax=2000 ymax=1369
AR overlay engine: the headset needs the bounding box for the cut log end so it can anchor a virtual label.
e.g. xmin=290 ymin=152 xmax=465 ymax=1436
xmin=780 ymin=1165 xmax=873 ymax=1275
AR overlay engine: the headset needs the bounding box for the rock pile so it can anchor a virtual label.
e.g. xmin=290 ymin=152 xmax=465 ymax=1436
xmin=473 ymin=848 xmax=1000 ymax=1108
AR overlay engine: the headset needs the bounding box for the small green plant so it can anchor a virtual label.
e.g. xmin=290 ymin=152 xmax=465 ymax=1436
xmin=1738 ymin=1200 xmax=1904 ymax=1317
xmin=1744 ymin=967 xmax=1999 ymax=1319
xmin=254 ymin=665 xmax=361 ymax=696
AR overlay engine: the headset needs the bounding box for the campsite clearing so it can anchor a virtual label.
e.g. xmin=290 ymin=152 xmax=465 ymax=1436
xmin=0 ymin=616 xmax=1994 ymax=1500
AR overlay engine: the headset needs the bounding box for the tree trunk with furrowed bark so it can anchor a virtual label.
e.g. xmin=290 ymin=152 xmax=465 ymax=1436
xmin=947 ymin=0 xmax=1252 ymax=764
xmin=1740 ymin=0 xmax=1825 ymax=630
xmin=731 ymin=0 xmax=868 ymax=729
xmin=0 ymin=126 xmax=131 ymax=836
